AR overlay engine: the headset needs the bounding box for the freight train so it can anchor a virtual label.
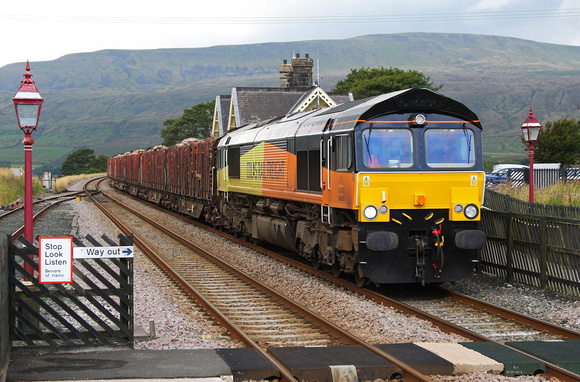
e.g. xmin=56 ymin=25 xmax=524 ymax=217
xmin=108 ymin=88 xmax=486 ymax=286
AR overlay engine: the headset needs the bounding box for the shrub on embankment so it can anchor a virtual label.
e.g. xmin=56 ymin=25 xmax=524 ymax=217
xmin=0 ymin=169 xmax=105 ymax=206
xmin=0 ymin=168 xmax=45 ymax=207
xmin=492 ymin=182 xmax=580 ymax=207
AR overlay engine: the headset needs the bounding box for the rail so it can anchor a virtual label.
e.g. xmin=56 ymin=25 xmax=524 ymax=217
xmin=103 ymin=179 xmax=580 ymax=381
xmin=92 ymin=179 xmax=433 ymax=382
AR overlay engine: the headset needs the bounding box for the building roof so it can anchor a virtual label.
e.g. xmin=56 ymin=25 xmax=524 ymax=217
xmin=232 ymin=87 xmax=305 ymax=128
xmin=212 ymin=95 xmax=231 ymax=138
xmin=212 ymin=86 xmax=354 ymax=137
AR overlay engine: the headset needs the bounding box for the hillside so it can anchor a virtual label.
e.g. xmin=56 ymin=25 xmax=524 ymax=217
xmin=0 ymin=33 xmax=579 ymax=172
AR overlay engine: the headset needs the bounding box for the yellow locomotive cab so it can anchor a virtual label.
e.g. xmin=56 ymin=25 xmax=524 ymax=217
xmin=357 ymin=172 xmax=485 ymax=223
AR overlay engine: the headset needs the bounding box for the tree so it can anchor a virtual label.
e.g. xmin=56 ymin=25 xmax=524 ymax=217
xmin=534 ymin=118 xmax=580 ymax=166
xmin=87 ymin=155 xmax=109 ymax=174
xmin=160 ymin=100 xmax=215 ymax=146
xmin=60 ymin=148 xmax=108 ymax=175
xmin=331 ymin=66 xmax=442 ymax=100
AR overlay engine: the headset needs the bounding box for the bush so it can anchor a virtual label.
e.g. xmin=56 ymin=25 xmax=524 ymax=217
xmin=0 ymin=168 xmax=45 ymax=206
xmin=493 ymin=182 xmax=580 ymax=207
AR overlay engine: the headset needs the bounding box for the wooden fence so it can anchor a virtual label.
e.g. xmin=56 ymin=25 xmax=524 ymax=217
xmin=484 ymin=190 xmax=580 ymax=219
xmin=481 ymin=191 xmax=580 ymax=296
xmin=8 ymin=234 xmax=134 ymax=349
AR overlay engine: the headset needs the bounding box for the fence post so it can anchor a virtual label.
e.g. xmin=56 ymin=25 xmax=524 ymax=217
xmin=119 ymin=234 xmax=134 ymax=343
xmin=506 ymin=212 xmax=514 ymax=283
xmin=539 ymin=216 xmax=548 ymax=289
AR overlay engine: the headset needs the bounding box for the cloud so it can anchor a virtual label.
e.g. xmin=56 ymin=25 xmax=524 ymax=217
xmin=1 ymin=0 xmax=578 ymax=68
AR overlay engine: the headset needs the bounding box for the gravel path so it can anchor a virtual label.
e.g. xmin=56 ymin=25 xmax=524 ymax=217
xmin=31 ymin=179 xmax=579 ymax=381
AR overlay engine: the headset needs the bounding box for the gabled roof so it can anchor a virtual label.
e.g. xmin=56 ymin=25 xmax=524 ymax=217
xmin=328 ymin=93 xmax=354 ymax=105
xmin=288 ymin=87 xmax=354 ymax=114
xmin=212 ymin=95 xmax=231 ymax=138
xmin=211 ymin=86 xmax=354 ymax=137
xmin=230 ymin=87 xmax=305 ymax=130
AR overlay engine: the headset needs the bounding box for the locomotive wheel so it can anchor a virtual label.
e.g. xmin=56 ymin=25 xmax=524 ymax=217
xmin=354 ymin=266 xmax=369 ymax=288
xmin=312 ymin=256 xmax=321 ymax=270
xmin=331 ymin=262 xmax=342 ymax=278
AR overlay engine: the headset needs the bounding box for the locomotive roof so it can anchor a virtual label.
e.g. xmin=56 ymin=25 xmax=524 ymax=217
xmin=219 ymin=88 xmax=482 ymax=146
xmin=326 ymin=88 xmax=482 ymax=130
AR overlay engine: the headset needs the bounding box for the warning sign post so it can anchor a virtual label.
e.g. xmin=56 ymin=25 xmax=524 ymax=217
xmin=39 ymin=237 xmax=73 ymax=284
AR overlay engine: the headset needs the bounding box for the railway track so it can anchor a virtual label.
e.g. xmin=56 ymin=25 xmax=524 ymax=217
xmin=86 ymin=178 xmax=434 ymax=382
xmin=244 ymin=233 xmax=580 ymax=381
xmin=96 ymin=178 xmax=580 ymax=381
xmin=246 ymin=238 xmax=580 ymax=380
xmin=1 ymin=189 xmax=87 ymax=241
xmin=396 ymin=287 xmax=580 ymax=342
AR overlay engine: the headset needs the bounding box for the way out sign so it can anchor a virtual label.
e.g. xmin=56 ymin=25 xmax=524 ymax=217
xmin=39 ymin=237 xmax=73 ymax=284
xmin=74 ymin=246 xmax=134 ymax=259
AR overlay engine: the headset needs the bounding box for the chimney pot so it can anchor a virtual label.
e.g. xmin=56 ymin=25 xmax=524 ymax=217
xmin=296 ymin=53 xmax=300 ymax=58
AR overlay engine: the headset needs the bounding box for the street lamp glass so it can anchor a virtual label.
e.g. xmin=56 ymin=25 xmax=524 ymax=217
xmin=527 ymin=126 xmax=541 ymax=142
xmin=16 ymin=103 xmax=41 ymax=128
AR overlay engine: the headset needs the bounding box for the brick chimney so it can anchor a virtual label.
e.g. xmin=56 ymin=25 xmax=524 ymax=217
xmin=279 ymin=53 xmax=313 ymax=90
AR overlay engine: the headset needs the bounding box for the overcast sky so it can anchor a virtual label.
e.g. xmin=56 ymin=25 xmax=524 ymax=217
xmin=1 ymin=0 xmax=579 ymax=68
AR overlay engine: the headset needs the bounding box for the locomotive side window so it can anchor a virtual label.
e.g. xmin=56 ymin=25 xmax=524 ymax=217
xmin=362 ymin=129 xmax=413 ymax=169
xmin=334 ymin=134 xmax=352 ymax=171
xmin=425 ymin=128 xmax=475 ymax=168
xmin=228 ymin=146 xmax=240 ymax=178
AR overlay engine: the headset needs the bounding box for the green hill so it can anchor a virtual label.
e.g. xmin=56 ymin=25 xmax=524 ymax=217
xmin=0 ymin=33 xmax=579 ymax=172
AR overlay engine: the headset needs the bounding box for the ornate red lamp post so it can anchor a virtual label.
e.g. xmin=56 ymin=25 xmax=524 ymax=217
xmin=520 ymin=106 xmax=542 ymax=203
xmin=13 ymin=61 xmax=43 ymax=278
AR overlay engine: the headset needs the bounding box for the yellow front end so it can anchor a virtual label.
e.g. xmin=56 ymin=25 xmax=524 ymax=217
xmin=357 ymin=171 xmax=485 ymax=223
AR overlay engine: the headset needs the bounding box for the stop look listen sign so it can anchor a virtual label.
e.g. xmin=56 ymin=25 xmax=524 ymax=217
xmin=39 ymin=237 xmax=73 ymax=284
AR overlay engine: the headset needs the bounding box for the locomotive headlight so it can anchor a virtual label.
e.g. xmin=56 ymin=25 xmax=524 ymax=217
xmin=363 ymin=205 xmax=378 ymax=220
xmin=379 ymin=204 xmax=388 ymax=214
xmin=409 ymin=113 xmax=428 ymax=127
xmin=464 ymin=204 xmax=479 ymax=219
xmin=415 ymin=114 xmax=427 ymax=125
xmin=454 ymin=204 xmax=464 ymax=214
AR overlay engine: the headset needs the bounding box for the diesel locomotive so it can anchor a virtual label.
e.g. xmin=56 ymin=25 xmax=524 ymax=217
xmin=108 ymin=88 xmax=486 ymax=286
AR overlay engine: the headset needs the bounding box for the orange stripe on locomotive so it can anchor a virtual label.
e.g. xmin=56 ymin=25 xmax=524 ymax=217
xmin=223 ymin=140 xmax=325 ymax=205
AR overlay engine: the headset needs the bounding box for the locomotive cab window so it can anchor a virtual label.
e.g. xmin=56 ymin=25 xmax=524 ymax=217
xmin=362 ymin=129 xmax=413 ymax=169
xmin=425 ymin=128 xmax=475 ymax=168
xmin=334 ymin=134 xmax=353 ymax=171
